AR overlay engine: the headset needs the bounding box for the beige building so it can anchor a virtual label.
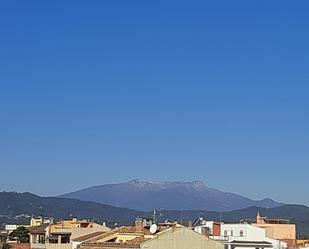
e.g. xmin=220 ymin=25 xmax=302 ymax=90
xmin=142 ymin=227 xmax=224 ymax=249
xmin=253 ymin=213 xmax=296 ymax=248
xmin=30 ymin=217 xmax=54 ymax=227
xmin=29 ymin=218 xmax=110 ymax=249
xmin=79 ymin=219 xmax=224 ymax=249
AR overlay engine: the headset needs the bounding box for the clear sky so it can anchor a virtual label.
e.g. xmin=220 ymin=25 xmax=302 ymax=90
xmin=0 ymin=1 xmax=308 ymax=206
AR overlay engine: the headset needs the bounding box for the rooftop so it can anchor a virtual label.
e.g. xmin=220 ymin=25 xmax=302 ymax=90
xmin=28 ymin=224 xmax=49 ymax=234
xmin=256 ymin=213 xmax=290 ymax=224
xmin=80 ymin=222 xmax=181 ymax=248
xmin=73 ymin=231 xmax=106 ymax=242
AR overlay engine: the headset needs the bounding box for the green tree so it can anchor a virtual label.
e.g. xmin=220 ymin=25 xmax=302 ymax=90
xmin=9 ymin=227 xmax=30 ymax=243
xmin=2 ymin=243 xmax=10 ymax=249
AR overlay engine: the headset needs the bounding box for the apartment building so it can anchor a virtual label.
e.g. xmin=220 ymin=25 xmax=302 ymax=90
xmin=78 ymin=220 xmax=224 ymax=249
xmin=212 ymin=223 xmax=288 ymax=249
xmin=192 ymin=217 xmax=221 ymax=236
xmin=30 ymin=217 xmax=54 ymax=227
xmin=5 ymin=217 xmax=54 ymax=236
xmin=253 ymin=213 xmax=296 ymax=248
xmin=29 ymin=218 xmax=110 ymax=249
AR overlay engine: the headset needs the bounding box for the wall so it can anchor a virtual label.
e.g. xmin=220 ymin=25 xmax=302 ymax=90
xmin=72 ymin=241 xmax=81 ymax=249
xmin=31 ymin=243 xmax=46 ymax=249
xmin=265 ymin=237 xmax=288 ymax=249
xmin=221 ymin=224 xmax=266 ymax=241
xmin=253 ymin=223 xmax=296 ymax=248
xmin=219 ymin=224 xmax=288 ymax=249
xmin=44 ymin=223 xmax=110 ymax=249
xmin=142 ymin=227 xmax=224 ymax=249
xmin=253 ymin=224 xmax=296 ymax=240
xmin=205 ymin=222 xmax=214 ymax=234
xmin=46 ymin=243 xmax=71 ymax=249
xmin=194 ymin=221 xmax=220 ymax=236
xmin=8 ymin=243 xmax=31 ymax=249
xmin=213 ymin=223 xmax=221 ymax=236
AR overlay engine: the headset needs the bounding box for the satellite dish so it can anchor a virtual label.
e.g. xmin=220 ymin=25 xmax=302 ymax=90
xmin=150 ymin=224 xmax=158 ymax=234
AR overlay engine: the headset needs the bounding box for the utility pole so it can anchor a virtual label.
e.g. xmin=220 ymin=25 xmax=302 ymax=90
xmin=153 ymin=210 xmax=156 ymax=223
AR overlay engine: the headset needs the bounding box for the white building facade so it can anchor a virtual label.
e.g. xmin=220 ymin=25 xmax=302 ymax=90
xmin=194 ymin=221 xmax=216 ymax=234
xmin=211 ymin=224 xmax=288 ymax=249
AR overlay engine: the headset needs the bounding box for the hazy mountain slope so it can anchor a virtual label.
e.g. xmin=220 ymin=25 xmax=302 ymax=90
xmin=0 ymin=191 xmax=144 ymax=227
xmin=60 ymin=179 xmax=281 ymax=211
xmin=154 ymin=205 xmax=309 ymax=237
xmin=0 ymin=192 xmax=308 ymax=237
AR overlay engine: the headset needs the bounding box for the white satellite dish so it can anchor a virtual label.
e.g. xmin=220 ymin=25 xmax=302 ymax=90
xmin=150 ymin=224 xmax=158 ymax=234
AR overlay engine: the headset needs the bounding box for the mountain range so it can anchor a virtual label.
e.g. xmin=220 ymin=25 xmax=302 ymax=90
xmin=0 ymin=191 xmax=309 ymax=238
xmin=60 ymin=179 xmax=282 ymax=211
xmin=0 ymin=191 xmax=141 ymax=227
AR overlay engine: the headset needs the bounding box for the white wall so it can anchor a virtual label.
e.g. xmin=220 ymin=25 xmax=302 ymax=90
xmin=72 ymin=241 xmax=82 ymax=249
xmin=219 ymin=224 xmax=287 ymax=249
xmin=265 ymin=237 xmax=288 ymax=249
xmin=194 ymin=221 xmax=215 ymax=234
xmin=206 ymin=221 xmax=215 ymax=234
xmin=5 ymin=224 xmax=18 ymax=234
xmin=220 ymin=224 xmax=266 ymax=241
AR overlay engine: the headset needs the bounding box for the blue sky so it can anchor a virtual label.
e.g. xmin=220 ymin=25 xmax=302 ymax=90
xmin=0 ymin=1 xmax=308 ymax=205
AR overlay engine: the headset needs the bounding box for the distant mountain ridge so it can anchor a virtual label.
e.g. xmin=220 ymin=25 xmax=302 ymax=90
xmin=0 ymin=191 xmax=308 ymax=238
xmin=59 ymin=179 xmax=282 ymax=211
xmin=0 ymin=191 xmax=142 ymax=227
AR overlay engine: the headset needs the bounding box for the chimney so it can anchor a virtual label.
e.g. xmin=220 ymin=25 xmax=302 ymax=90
xmin=135 ymin=218 xmax=144 ymax=232
xmin=188 ymin=220 xmax=193 ymax=228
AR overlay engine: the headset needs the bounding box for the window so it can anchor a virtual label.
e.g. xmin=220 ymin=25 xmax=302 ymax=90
xmin=240 ymin=230 xmax=244 ymax=237
xmin=49 ymin=235 xmax=58 ymax=244
xmin=32 ymin=235 xmax=37 ymax=243
xmin=39 ymin=235 xmax=45 ymax=244
xmin=61 ymin=235 xmax=70 ymax=244
xmin=224 ymin=230 xmax=228 ymax=237
xmin=231 ymin=230 xmax=233 ymax=236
